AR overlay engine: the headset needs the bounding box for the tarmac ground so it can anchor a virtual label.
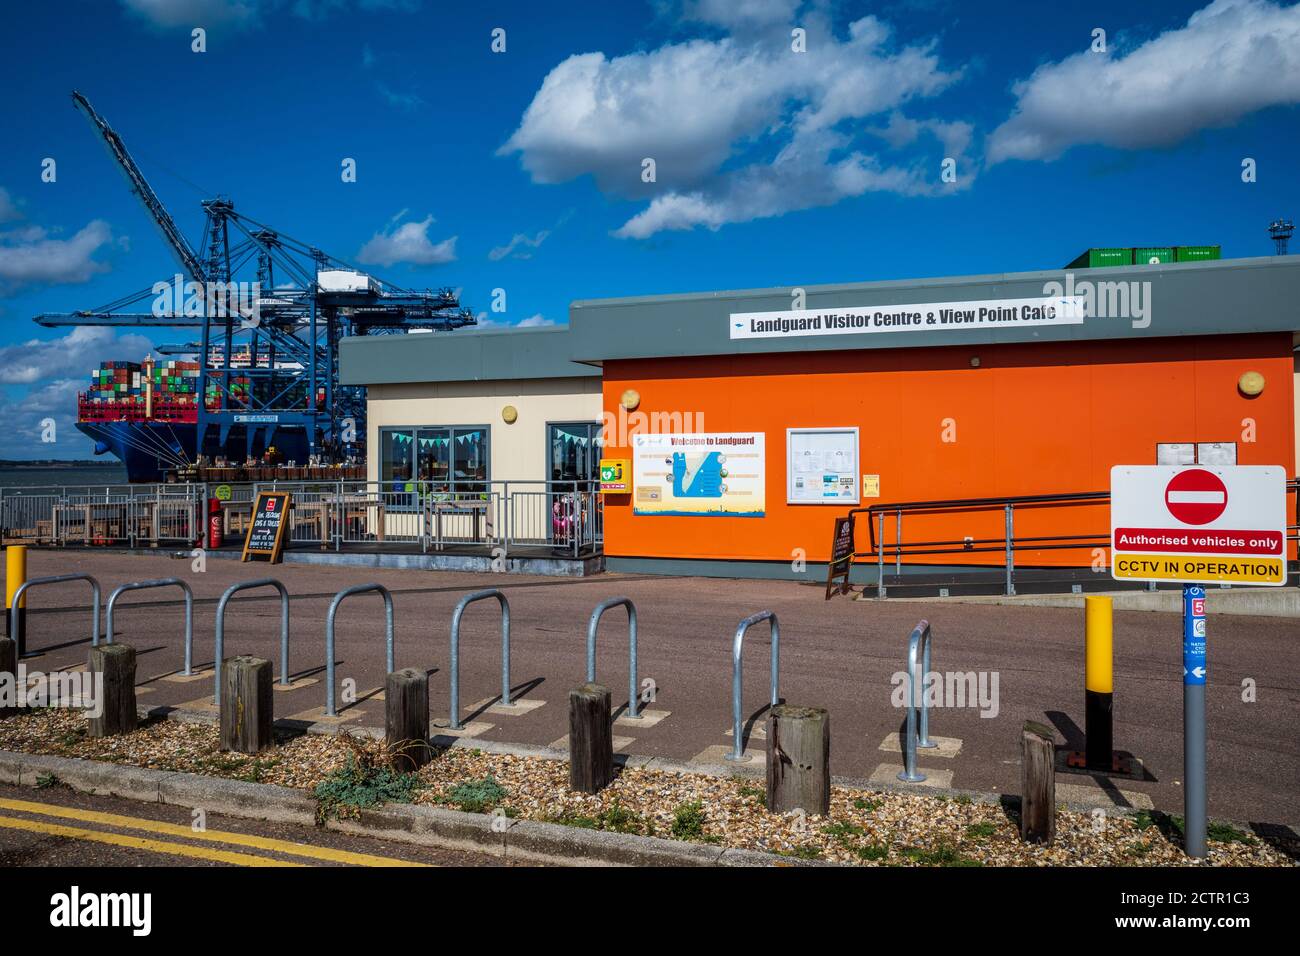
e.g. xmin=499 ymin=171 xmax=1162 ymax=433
xmin=3 ymin=549 xmax=1297 ymax=832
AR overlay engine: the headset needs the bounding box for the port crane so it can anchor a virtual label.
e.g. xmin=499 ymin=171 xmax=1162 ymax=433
xmin=34 ymin=91 xmax=475 ymax=468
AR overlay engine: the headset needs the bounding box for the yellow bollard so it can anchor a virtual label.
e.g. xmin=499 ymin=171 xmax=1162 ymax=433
xmin=1084 ymin=595 xmax=1113 ymax=769
xmin=4 ymin=545 xmax=27 ymax=640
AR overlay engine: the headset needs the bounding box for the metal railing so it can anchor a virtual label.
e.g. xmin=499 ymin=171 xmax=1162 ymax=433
xmin=105 ymin=579 xmax=194 ymax=673
xmin=728 ymin=610 xmax=780 ymax=761
xmin=448 ymin=588 xmax=512 ymax=730
xmin=324 ymin=583 xmax=395 ymax=717
xmin=10 ymin=573 xmax=102 ymax=659
xmin=898 ymin=620 xmax=936 ymax=783
xmin=848 ymin=480 xmax=1300 ymax=596
xmin=212 ymin=578 xmax=290 ymax=703
xmin=1 ymin=479 xmax=603 ymax=558
xmin=586 ymin=597 xmax=639 ymax=719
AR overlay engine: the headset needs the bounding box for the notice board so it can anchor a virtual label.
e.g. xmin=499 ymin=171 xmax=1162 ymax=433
xmin=241 ymin=491 xmax=292 ymax=563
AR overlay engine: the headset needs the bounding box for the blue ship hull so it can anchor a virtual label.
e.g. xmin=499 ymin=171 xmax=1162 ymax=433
xmin=75 ymin=420 xmax=309 ymax=483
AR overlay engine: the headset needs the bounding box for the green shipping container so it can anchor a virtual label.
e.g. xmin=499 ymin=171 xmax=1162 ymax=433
xmin=1174 ymin=245 xmax=1221 ymax=263
xmin=1066 ymin=248 xmax=1134 ymax=269
xmin=1135 ymin=247 xmax=1173 ymax=264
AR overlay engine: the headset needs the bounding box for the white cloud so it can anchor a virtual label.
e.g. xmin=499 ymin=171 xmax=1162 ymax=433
xmin=516 ymin=314 xmax=557 ymax=327
xmin=0 ymin=379 xmax=87 ymax=458
xmin=488 ymin=229 xmax=551 ymax=261
xmin=120 ymin=0 xmax=262 ymax=29
xmin=119 ymin=0 xmax=417 ymax=30
xmin=988 ymin=0 xmax=1300 ymax=164
xmin=0 ymin=327 xmax=156 ymax=386
xmin=683 ymin=0 xmax=801 ymax=32
xmin=356 ymin=214 xmax=457 ymax=267
xmin=0 ymin=220 xmax=117 ymax=295
xmin=0 ymin=187 xmax=21 ymax=222
xmin=500 ymin=15 xmax=967 ymax=237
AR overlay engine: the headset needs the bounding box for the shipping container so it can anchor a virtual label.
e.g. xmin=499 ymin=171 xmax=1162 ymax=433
xmin=1134 ymin=247 xmax=1173 ymax=264
xmin=1174 ymin=245 xmax=1221 ymax=263
xmin=1066 ymin=248 xmax=1133 ymax=269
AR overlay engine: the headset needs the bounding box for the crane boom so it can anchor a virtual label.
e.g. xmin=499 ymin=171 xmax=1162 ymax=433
xmin=71 ymin=90 xmax=206 ymax=281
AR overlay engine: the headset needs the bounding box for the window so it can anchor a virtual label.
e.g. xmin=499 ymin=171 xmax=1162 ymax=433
xmin=548 ymin=422 xmax=601 ymax=485
xmin=380 ymin=425 xmax=490 ymax=496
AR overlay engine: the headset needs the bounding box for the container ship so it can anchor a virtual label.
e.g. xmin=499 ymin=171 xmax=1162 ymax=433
xmin=76 ymin=354 xmax=310 ymax=482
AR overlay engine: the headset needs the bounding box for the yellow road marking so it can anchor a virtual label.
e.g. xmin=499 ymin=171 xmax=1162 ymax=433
xmin=0 ymin=814 xmax=302 ymax=867
xmin=0 ymin=797 xmax=428 ymax=867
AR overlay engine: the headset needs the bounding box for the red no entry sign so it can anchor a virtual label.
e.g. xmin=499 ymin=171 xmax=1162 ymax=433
xmin=1164 ymin=469 xmax=1227 ymax=525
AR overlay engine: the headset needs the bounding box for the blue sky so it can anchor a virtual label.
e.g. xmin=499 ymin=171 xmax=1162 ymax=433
xmin=1 ymin=0 xmax=1297 ymax=458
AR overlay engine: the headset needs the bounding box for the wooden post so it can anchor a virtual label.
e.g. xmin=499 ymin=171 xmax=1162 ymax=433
xmin=385 ymin=668 xmax=431 ymax=770
xmin=766 ymin=705 xmax=830 ymax=815
xmin=0 ymin=636 xmax=17 ymax=719
xmin=568 ymin=682 xmax=613 ymax=794
xmin=87 ymin=643 xmax=137 ymax=737
xmin=1020 ymin=720 xmax=1056 ymax=844
xmin=219 ymin=656 xmax=272 ymax=754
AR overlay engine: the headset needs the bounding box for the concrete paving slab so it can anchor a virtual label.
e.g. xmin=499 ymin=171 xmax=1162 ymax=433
xmin=615 ymin=708 xmax=671 ymax=728
xmin=690 ymin=743 xmax=765 ymax=767
xmin=286 ymin=706 xmax=366 ymax=725
xmin=469 ymin=696 xmax=546 ymax=717
xmin=272 ymin=676 xmax=319 ymax=692
xmin=159 ymin=670 xmax=211 ymax=684
xmin=1057 ymin=781 xmax=1155 ymax=810
xmin=549 ymin=734 xmax=635 ymax=752
xmin=869 ymin=763 xmax=954 ymax=789
xmin=430 ymin=719 xmax=495 ymax=739
xmin=877 ymin=733 xmax=963 ymax=758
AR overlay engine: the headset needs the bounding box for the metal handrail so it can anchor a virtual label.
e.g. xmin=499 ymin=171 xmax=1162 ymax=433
xmin=11 ymin=574 xmax=102 ymax=659
xmin=898 ymin=620 xmax=937 ymax=783
xmin=727 ymin=610 xmax=779 ymax=762
xmin=852 ymin=490 xmax=1110 ymax=555
xmin=324 ymin=583 xmax=395 ymax=717
xmin=586 ymin=597 xmax=639 ymax=719
xmin=105 ymin=578 xmax=194 ymax=672
xmin=448 ymin=588 xmax=511 ymax=730
xmin=212 ymin=579 xmax=290 ymax=703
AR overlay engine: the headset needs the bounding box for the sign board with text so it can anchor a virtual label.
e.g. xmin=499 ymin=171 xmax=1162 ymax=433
xmin=241 ymin=491 xmax=292 ymax=564
xmin=1110 ymin=465 xmax=1286 ymax=586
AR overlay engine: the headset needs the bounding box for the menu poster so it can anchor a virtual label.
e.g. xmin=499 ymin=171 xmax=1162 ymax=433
xmin=825 ymin=515 xmax=855 ymax=599
xmin=241 ymin=492 xmax=292 ymax=563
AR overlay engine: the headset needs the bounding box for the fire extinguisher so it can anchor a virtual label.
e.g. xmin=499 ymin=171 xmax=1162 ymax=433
xmin=207 ymin=497 xmax=223 ymax=549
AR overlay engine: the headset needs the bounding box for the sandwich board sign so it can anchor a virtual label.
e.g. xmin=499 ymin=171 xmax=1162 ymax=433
xmin=241 ymin=491 xmax=292 ymax=564
xmin=1110 ymin=465 xmax=1286 ymax=586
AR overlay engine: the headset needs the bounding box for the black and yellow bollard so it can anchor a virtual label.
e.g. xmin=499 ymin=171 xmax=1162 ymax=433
xmin=1084 ymin=595 xmax=1113 ymax=770
xmin=3 ymin=545 xmax=26 ymax=642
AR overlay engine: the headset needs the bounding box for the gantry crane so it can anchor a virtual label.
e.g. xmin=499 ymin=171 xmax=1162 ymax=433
xmin=34 ymin=91 xmax=474 ymax=466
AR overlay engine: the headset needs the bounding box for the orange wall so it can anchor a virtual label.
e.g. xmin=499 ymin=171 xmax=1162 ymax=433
xmin=601 ymin=333 xmax=1296 ymax=567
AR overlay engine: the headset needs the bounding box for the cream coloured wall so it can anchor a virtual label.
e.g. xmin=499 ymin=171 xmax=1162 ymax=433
xmin=365 ymin=376 xmax=602 ymax=484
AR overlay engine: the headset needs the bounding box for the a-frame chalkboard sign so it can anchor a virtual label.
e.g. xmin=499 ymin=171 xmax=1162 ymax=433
xmin=241 ymin=491 xmax=292 ymax=564
xmin=824 ymin=515 xmax=855 ymax=599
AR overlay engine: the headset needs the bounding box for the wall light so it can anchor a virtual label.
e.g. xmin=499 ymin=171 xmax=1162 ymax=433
xmin=1237 ymin=371 xmax=1265 ymax=397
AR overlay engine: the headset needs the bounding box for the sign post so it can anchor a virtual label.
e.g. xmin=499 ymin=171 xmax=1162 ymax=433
xmin=1111 ymin=464 xmax=1285 ymax=857
xmin=1182 ymin=584 xmax=1207 ymax=858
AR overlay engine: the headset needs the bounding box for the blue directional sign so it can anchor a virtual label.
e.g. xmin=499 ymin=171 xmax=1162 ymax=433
xmin=1183 ymin=585 xmax=1207 ymax=685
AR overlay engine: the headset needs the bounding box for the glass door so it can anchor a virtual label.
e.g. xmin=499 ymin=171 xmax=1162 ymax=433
xmin=547 ymin=422 xmax=600 ymax=550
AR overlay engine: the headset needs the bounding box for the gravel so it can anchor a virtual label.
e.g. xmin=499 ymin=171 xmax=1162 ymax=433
xmin=1 ymin=709 xmax=1290 ymax=867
